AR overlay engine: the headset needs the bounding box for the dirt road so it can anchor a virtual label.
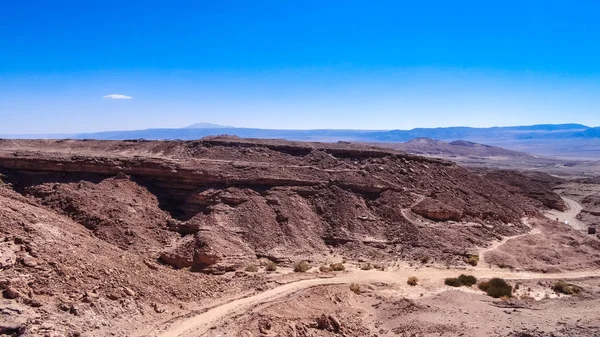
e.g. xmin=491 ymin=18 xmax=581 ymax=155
xmin=544 ymin=197 xmax=587 ymax=230
xmin=151 ymin=265 xmax=600 ymax=337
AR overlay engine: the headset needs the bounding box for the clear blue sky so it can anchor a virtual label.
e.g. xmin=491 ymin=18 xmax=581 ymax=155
xmin=1 ymin=0 xmax=599 ymax=134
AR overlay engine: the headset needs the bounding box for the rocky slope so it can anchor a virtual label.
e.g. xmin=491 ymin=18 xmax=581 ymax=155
xmin=0 ymin=138 xmax=561 ymax=273
xmin=0 ymin=137 xmax=567 ymax=335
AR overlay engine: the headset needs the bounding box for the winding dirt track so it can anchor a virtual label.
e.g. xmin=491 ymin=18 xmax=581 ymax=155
xmin=152 ymin=266 xmax=600 ymax=337
xmin=544 ymin=197 xmax=586 ymax=230
xmin=155 ymin=244 xmax=600 ymax=336
xmin=152 ymin=199 xmax=596 ymax=337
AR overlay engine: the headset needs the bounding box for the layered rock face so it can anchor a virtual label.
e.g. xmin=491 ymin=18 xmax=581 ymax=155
xmin=0 ymin=138 xmax=558 ymax=273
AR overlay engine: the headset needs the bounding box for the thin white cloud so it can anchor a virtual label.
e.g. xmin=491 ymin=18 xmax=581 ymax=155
xmin=103 ymin=94 xmax=133 ymax=99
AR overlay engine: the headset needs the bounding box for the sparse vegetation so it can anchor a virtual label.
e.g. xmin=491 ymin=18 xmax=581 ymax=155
xmin=407 ymin=276 xmax=418 ymax=286
xmin=245 ymin=264 xmax=258 ymax=272
xmin=294 ymin=261 xmax=310 ymax=273
xmin=265 ymin=261 xmax=277 ymax=272
xmin=466 ymin=255 xmax=479 ymax=266
xmin=374 ymin=264 xmax=385 ymax=271
xmin=360 ymin=263 xmax=373 ymax=270
xmin=445 ymin=277 xmax=462 ymax=287
xmin=458 ymin=274 xmax=477 ymax=286
xmin=552 ymin=280 xmax=581 ymax=295
xmin=349 ymin=283 xmax=361 ymax=294
xmin=420 ymin=255 xmax=430 ymax=264
xmin=480 ymin=278 xmax=512 ymax=298
xmin=319 ymin=265 xmax=333 ymax=272
xmin=330 ymin=263 xmax=345 ymax=271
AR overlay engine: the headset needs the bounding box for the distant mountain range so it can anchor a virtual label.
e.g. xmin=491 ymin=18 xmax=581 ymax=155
xmin=2 ymin=123 xmax=599 ymax=159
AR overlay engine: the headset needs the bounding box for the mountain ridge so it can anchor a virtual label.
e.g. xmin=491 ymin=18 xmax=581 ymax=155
xmin=1 ymin=123 xmax=599 ymax=158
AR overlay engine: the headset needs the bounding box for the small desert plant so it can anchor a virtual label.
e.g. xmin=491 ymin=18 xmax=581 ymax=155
xmin=458 ymin=274 xmax=477 ymax=286
xmin=330 ymin=263 xmax=345 ymax=271
xmin=319 ymin=265 xmax=333 ymax=272
xmin=407 ymin=276 xmax=418 ymax=286
xmin=445 ymin=277 xmax=462 ymax=287
xmin=484 ymin=278 xmax=513 ymax=298
xmin=245 ymin=264 xmax=258 ymax=272
xmin=466 ymin=255 xmax=479 ymax=266
xmin=420 ymin=255 xmax=430 ymax=264
xmin=552 ymin=280 xmax=581 ymax=295
xmin=478 ymin=281 xmax=490 ymax=292
xmin=360 ymin=263 xmax=373 ymax=270
xmin=293 ymin=261 xmax=310 ymax=273
xmin=265 ymin=261 xmax=277 ymax=272
xmin=349 ymin=283 xmax=361 ymax=294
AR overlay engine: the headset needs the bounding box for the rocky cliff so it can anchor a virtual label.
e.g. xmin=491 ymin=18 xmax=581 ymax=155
xmin=0 ymin=138 xmax=556 ymax=274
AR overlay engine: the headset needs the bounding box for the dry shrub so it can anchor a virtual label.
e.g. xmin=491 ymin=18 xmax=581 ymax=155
xmin=407 ymin=276 xmax=418 ymax=286
xmin=265 ymin=261 xmax=277 ymax=272
xmin=349 ymin=283 xmax=361 ymax=294
xmin=330 ymin=263 xmax=345 ymax=271
xmin=360 ymin=263 xmax=373 ymax=270
xmin=552 ymin=280 xmax=582 ymax=295
xmin=445 ymin=278 xmax=461 ymax=287
xmin=245 ymin=265 xmax=258 ymax=272
xmin=294 ymin=261 xmax=310 ymax=273
xmin=458 ymin=274 xmax=477 ymax=286
xmin=466 ymin=255 xmax=479 ymax=266
xmin=319 ymin=265 xmax=333 ymax=272
xmin=484 ymin=278 xmax=512 ymax=298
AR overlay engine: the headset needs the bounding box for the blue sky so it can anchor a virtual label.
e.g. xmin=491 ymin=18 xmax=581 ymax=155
xmin=1 ymin=0 xmax=599 ymax=133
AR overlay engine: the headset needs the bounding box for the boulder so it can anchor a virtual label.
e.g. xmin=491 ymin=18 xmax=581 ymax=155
xmin=412 ymin=198 xmax=463 ymax=222
xmin=0 ymin=242 xmax=17 ymax=269
xmin=159 ymin=235 xmax=195 ymax=269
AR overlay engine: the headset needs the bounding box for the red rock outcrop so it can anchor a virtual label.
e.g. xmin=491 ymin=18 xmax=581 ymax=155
xmin=0 ymin=138 xmax=556 ymax=274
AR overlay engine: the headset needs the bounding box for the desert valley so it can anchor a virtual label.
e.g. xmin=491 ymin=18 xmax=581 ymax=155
xmin=1 ymin=136 xmax=599 ymax=337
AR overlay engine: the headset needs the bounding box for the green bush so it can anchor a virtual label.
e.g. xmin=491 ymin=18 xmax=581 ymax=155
xmin=484 ymin=278 xmax=512 ymax=298
xmin=294 ymin=261 xmax=310 ymax=273
xmin=458 ymin=274 xmax=477 ymax=286
xmin=330 ymin=263 xmax=345 ymax=271
xmin=265 ymin=261 xmax=277 ymax=272
xmin=445 ymin=278 xmax=462 ymax=287
xmin=407 ymin=276 xmax=418 ymax=286
xmin=349 ymin=283 xmax=361 ymax=294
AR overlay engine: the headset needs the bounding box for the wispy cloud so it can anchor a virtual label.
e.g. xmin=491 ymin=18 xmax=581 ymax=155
xmin=103 ymin=94 xmax=133 ymax=99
